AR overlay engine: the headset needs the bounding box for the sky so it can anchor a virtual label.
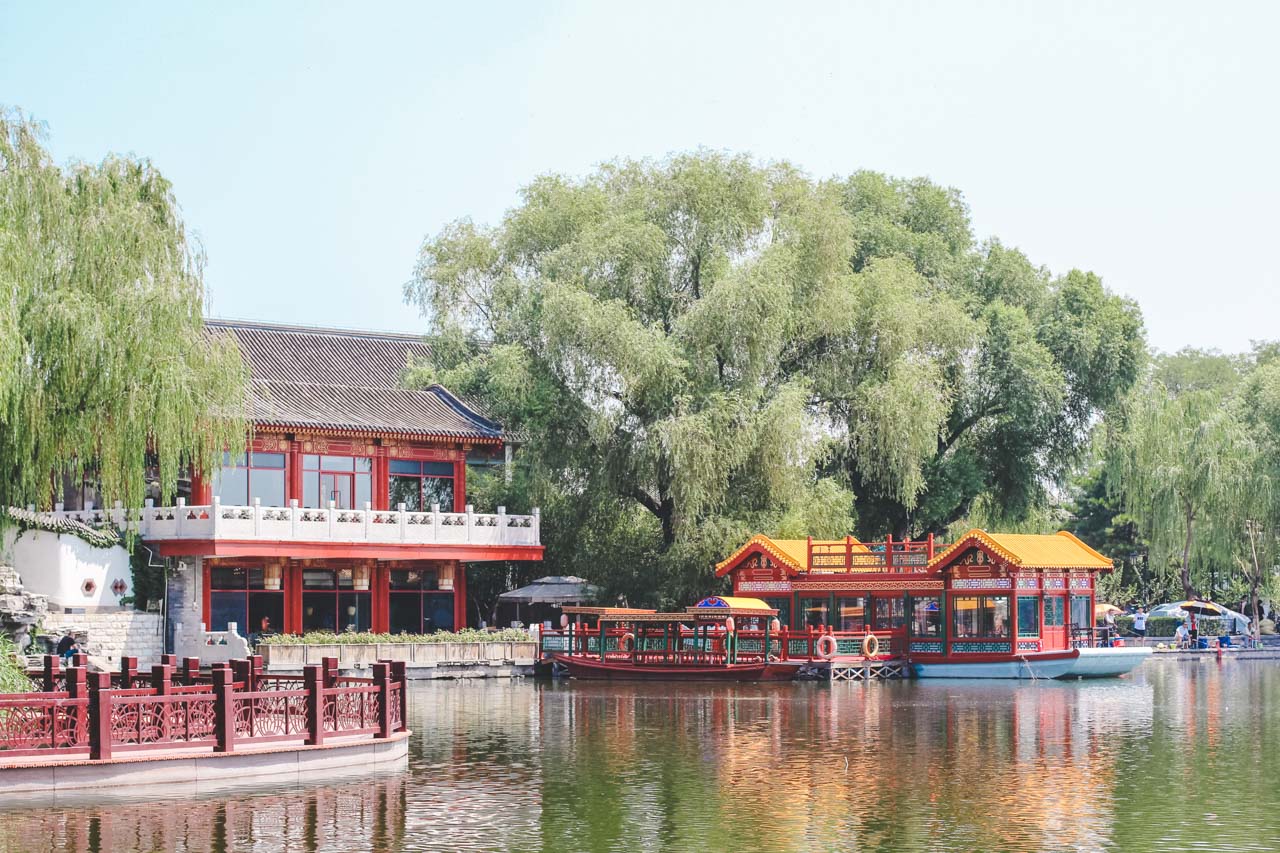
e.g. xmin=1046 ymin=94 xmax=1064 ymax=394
xmin=2 ymin=0 xmax=1276 ymax=354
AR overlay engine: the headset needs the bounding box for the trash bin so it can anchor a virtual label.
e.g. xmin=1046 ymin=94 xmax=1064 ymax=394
xmin=1197 ymin=637 xmax=1209 ymax=649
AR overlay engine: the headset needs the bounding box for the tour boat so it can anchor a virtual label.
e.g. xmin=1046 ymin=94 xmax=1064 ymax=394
xmin=711 ymin=529 xmax=1152 ymax=681
xmin=546 ymin=599 xmax=800 ymax=682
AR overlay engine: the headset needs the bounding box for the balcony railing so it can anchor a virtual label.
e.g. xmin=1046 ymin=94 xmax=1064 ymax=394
xmin=51 ymin=498 xmax=541 ymax=548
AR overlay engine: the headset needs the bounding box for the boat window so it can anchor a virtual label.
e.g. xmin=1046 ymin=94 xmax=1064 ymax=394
xmin=951 ymin=596 xmax=1010 ymax=638
xmin=1017 ymin=596 xmax=1040 ymax=636
xmin=872 ymin=596 xmax=906 ymax=630
xmin=836 ymin=596 xmax=865 ymax=631
xmin=910 ymin=596 xmax=942 ymax=636
xmin=760 ymin=597 xmax=790 ymax=627
xmin=1070 ymin=595 xmax=1092 ymax=630
xmin=799 ymin=596 xmax=830 ymax=629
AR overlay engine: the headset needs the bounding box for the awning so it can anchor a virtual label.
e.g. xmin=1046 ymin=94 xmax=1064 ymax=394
xmin=498 ymin=576 xmax=600 ymax=605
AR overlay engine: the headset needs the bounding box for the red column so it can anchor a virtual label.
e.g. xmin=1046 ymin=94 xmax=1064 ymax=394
xmin=190 ymin=468 xmax=213 ymax=505
xmin=453 ymin=452 xmax=467 ymax=513
xmin=288 ymin=439 xmax=303 ymax=505
xmin=453 ymin=561 xmax=468 ymax=629
xmin=371 ymin=562 xmax=389 ymax=633
xmin=374 ymin=446 xmax=389 ymax=511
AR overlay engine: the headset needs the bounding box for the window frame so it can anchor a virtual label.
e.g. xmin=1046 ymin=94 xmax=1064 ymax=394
xmin=388 ymin=459 xmax=455 ymax=512
xmin=950 ymin=595 xmax=1011 ymax=640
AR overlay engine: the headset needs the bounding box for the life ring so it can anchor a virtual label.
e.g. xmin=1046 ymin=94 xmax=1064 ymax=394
xmin=815 ymin=635 xmax=837 ymax=659
xmin=863 ymin=633 xmax=880 ymax=658
xmin=619 ymin=632 xmax=635 ymax=652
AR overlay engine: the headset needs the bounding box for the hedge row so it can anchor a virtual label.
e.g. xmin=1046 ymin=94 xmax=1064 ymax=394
xmin=1114 ymin=615 xmax=1224 ymax=637
xmin=257 ymin=628 xmax=532 ymax=645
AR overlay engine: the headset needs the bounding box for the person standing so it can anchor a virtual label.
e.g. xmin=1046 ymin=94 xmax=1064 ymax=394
xmin=1133 ymin=607 xmax=1147 ymax=638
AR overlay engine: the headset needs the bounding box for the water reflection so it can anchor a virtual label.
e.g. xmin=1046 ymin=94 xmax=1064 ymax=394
xmin=2 ymin=660 xmax=1278 ymax=852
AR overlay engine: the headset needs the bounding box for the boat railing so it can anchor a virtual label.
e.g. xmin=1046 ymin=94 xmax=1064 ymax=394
xmin=539 ymin=624 xmax=900 ymax=662
xmin=806 ymin=535 xmax=944 ymax=574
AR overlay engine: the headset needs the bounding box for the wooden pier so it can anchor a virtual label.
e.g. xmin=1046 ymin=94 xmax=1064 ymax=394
xmin=828 ymin=657 xmax=910 ymax=681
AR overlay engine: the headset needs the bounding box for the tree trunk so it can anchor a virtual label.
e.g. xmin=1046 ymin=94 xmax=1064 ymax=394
xmin=1179 ymin=508 xmax=1195 ymax=599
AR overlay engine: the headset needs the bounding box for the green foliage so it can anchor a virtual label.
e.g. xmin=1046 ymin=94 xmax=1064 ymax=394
xmin=0 ymin=110 xmax=247 ymax=514
xmin=407 ymin=153 xmax=1145 ymax=606
xmin=0 ymin=636 xmax=32 ymax=694
xmin=257 ymin=628 xmax=532 ymax=645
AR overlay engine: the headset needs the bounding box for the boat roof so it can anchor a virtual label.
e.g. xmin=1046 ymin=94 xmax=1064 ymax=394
xmin=713 ymin=534 xmax=872 ymax=576
xmin=930 ymin=529 xmax=1112 ymax=570
xmin=560 ymin=606 xmax=657 ymax=616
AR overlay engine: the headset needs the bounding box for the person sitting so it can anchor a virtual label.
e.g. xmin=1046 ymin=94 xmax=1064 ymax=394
xmin=1174 ymin=621 xmax=1191 ymax=649
xmin=56 ymin=632 xmax=81 ymax=662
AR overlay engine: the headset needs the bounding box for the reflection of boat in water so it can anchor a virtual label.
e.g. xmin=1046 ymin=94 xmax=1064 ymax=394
xmin=911 ymin=646 xmax=1152 ymax=679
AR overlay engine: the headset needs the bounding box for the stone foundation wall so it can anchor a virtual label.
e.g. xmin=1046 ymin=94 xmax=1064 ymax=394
xmin=42 ymin=609 xmax=165 ymax=666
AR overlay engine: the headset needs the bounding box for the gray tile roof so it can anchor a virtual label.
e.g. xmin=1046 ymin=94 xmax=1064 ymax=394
xmin=207 ymin=319 xmax=506 ymax=442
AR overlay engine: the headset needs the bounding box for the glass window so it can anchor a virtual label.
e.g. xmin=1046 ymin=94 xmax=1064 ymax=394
xmin=389 ymin=459 xmax=454 ymax=511
xmin=837 ymin=597 xmax=866 ymax=632
xmin=208 ymin=564 xmax=282 ymax=635
xmin=301 ymin=456 xmax=373 ymax=508
xmin=872 ymin=596 xmax=906 ymax=631
xmin=1070 ymin=596 xmax=1092 ymax=630
xmin=760 ymin=597 xmax=789 ymax=628
xmin=910 ymin=596 xmax=942 ymax=637
xmin=303 ymin=569 xmax=337 ymax=589
xmin=213 ymin=451 xmax=287 ymax=506
xmin=799 ymin=596 xmax=830 ymax=629
xmin=1017 ymin=596 xmax=1041 ymax=637
xmin=1044 ymin=596 xmax=1065 ymax=627
xmin=389 ymin=569 xmax=449 ymax=633
xmin=951 ymin=596 xmax=1010 ymax=639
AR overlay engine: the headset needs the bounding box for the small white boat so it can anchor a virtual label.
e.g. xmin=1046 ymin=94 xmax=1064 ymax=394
xmin=912 ymin=647 xmax=1151 ymax=680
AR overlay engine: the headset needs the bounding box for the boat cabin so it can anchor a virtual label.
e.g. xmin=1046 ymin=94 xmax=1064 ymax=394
xmin=715 ymin=529 xmax=1113 ymax=660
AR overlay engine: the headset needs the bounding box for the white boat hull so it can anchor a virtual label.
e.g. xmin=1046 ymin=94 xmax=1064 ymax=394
xmin=1063 ymin=646 xmax=1152 ymax=678
xmin=912 ymin=653 xmax=1078 ymax=679
xmin=912 ymin=647 xmax=1152 ymax=680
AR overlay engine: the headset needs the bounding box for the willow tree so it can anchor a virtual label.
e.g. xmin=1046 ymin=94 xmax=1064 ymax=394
xmin=407 ymin=153 xmax=1143 ymax=604
xmin=1108 ymin=381 xmax=1257 ymax=600
xmin=0 ymin=110 xmax=246 ymax=514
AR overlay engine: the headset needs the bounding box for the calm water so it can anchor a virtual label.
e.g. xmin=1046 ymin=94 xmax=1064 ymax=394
xmin=3 ymin=659 xmax=1279 ymax=852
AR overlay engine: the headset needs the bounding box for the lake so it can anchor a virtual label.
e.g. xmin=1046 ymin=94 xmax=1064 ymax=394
xmin=3 ymin=658 xmax=1278 ymax=852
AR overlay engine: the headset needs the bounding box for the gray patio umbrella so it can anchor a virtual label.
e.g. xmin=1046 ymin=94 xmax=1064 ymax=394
xmin=498 ymin=576 xmax=600 ymax=622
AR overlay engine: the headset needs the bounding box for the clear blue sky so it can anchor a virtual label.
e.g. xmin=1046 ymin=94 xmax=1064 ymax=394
xmin=3 ymin=1 xmax=1276 ymax=354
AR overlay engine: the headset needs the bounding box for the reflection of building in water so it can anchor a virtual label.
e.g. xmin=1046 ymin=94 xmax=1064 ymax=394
xmin=0 ymin=776 xmax=407 ymax=853
xmin=531 ymin=680 xmax=1149 ymax=852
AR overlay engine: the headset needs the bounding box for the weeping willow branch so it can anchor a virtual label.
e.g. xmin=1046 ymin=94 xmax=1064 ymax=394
xmin=0 ymin=110 xmax=248 ymax=513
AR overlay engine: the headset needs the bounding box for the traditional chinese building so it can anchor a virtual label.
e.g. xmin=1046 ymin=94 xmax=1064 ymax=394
xmin=48 ymin=320 xmax=543 ymax=650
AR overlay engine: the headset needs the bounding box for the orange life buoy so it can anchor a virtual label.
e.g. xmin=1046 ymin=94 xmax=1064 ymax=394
xmin=619 ymin=632 xmax=635 ymax=652
xmin=816 ymin=635 xmax=837 ymax=659
xmin=863 ymin=633 xmax=880 ymax=658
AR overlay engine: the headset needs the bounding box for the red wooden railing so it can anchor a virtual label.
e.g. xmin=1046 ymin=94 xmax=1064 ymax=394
xmin=807 ymin=535 xmax=941 ymax=573
xmin=539 ymin=624 xmax=899 ymax=664
xmin=2 ymin=655 xmax=408 ymax=762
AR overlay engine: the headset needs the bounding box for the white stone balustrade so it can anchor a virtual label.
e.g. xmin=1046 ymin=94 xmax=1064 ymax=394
xmin=51 ymin=499 xmax=542 ymax=548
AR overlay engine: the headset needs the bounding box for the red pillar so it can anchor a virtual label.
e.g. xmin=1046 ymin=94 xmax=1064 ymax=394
xmin=453 ymin=561 xmax=468 ymax=629
xmin=288 ymin=439 xmax=303 ymax=505
xmin=374 ymin=446 xmax=389 ymax=511
xmin=191 ymin=468 xmax=213 ymax=505
xmin=371 ymin=562 xmax=389 ymax=633
xmin=453 ymin=452 xmax=467 ymax=513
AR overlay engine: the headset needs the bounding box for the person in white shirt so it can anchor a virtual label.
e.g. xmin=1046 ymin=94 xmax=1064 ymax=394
xmin=1133 ymin=607 xmax=1147 ymax=637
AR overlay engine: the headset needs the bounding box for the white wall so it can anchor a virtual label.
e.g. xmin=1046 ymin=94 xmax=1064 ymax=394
xmin=42 ymin=609 xmax=165 ymax=666
xmin=2 ymin=529 xmax=133 ymax=609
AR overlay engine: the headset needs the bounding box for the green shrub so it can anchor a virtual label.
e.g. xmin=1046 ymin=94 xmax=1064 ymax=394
xmin=1115 ymin=615 xmax=1134 ymax=634
xmin=0 ymin=636 xmax=33 ymax=694
xmin=257 ymin=628 xmax=532 ymax=646
xmin=1145 ymin=617 xmax=1181 ymax=637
